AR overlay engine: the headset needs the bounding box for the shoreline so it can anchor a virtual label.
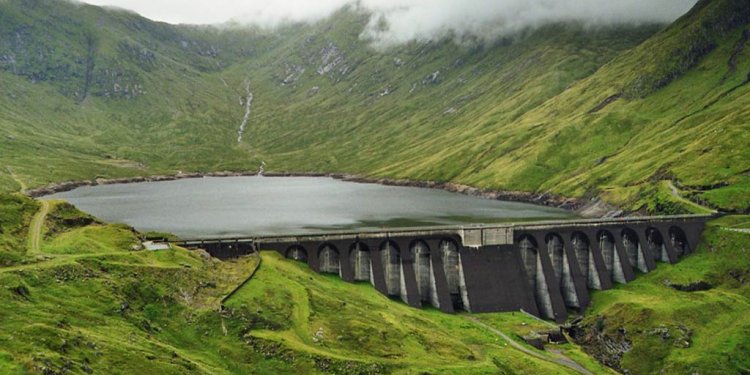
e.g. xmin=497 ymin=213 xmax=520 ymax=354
xmin=26 ymin=170 xmax=617 ymax=217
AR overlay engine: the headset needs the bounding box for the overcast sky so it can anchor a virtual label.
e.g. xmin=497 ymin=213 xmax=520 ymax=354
xmin=80 ymin=0 xmax=699 ymax=45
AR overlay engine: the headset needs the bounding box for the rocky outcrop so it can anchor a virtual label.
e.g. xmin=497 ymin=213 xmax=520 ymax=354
xmin=664 ymin=280 xmax=713 ymax=292
xmin=577 ymin=199 xmax=623 ymax=218
xmin=588 ymin=93 xmax=622 ymax=114
xmin=648 ymin=325 xmax=692 ymax=348
xmin=281 ymin=63 xmax=305 ymax=85
xmin=565 ymin=317 xmax=632 ymax=372
xmin=423 ymin=70 xmax=441 ymax=84
xmin=316 ymin=42 xmax=344 ymax=76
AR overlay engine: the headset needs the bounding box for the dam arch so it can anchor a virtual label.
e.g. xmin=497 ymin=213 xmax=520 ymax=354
xmin=439 ymin=239 xmax=463 ymax=310
xmin=597 ymin=230 xmax=615 ymax=272
xmin=410 ymin=240 xmax=432 ymax=302
xmin=285 ymin=245 xmax=308 ymax=262
xmin=517 ymin=234 xmax=557 ymax=318
xmin=645 ymin=227 xmax=666 ymax=262
xmin=545 ymin=233 xmax=581 ymax=308
xmin=380 ymin=240 xmax=402 ymax=296
xmin=669 ymin=226 xmax=690 ymax=257
xmin=545 ymin=233 xmax=565 ymax=283
xmin=572 ymin=231 xmax=598 ymax=289
xmin=318 ymin=243 xmax=340 ymax=274
xmin=621 ymin=228 xmax=648 ymax=272
xmin=350 ymin=241 xmax=371 ymax=282
xmin=519 ymin=235 xmax=538 ymax=290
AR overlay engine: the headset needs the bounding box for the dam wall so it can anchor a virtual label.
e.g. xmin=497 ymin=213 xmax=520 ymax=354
xmin=174 ymin=215 xmax=710 ymax=322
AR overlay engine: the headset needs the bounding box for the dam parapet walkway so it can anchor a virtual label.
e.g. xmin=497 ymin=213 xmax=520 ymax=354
xmin=171 ymin=214 xmax=712 ymax=322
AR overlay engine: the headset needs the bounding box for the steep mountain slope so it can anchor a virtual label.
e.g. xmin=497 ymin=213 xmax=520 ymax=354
xmin=0 ymin=0 xmax=264 ymax=188
xmin=235 ymin=19 xmax=661 ymax=183
xmin=486 ymin=0 xmax=750 ymax=212
xmin=2 ymin=0 xmax=747 ymax=214
xmin=0 ymin=0 xmax=675 ymax=211
xmin=236 ymin=0 xmax=750 ymax=214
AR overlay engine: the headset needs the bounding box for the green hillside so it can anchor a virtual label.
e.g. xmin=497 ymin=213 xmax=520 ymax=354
xmin=573 ymin=216 xmax=750 ymax=374
xmin=0 ymin=198 xmax=612 ymax=374
xmin=1 ymin=0 xmax=748 ymax=213
xmin=2 ymin=0 xmax=750 ymax=373
xmin=2 ymin=189 xmax=749 ymax=374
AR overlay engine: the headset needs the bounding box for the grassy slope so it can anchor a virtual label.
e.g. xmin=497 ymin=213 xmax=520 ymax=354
xmin=0 ymin=1 xmax=663 ymax=206
xmin=579 ymin=217 xmax=750 ymax=374
xmin=186 ymin=0 xmax=745 ymax=216
xmin=221 ymin=251 xmax=603 ymax=374
xmin=0 ymin=192 xmax=38 ymax=265
xmin=3 ymin=190 xmax=749 ymax=374
xmin=238 ymin=0 xmax=750 ymax=214
xmin=232 ymin=17 xmax=655 ymax=171
xmin=0 ymin=0 xmax=264 ymax=187
xmin=1 ymin=1 xmax=747 ymax=214
xmin=0 ymin=198 xmax=610 ymax=374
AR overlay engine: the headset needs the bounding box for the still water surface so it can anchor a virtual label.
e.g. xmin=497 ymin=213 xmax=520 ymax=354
xmin=44 ymin=176 xmax=575 ymax=238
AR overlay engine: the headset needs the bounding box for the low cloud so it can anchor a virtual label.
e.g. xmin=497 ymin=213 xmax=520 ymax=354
xmin=82 ymin=0 xmax=698 ymax=45
xmin=357 ymin=0 xmax=697 ymax=46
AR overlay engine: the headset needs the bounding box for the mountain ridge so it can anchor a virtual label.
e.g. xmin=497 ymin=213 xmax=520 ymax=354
xmin=0 ymin=0 xmax=747 ymax=215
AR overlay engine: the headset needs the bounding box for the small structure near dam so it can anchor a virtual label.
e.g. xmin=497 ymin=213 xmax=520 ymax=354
xmin=173 ymin=215 xmax=710 ymax=322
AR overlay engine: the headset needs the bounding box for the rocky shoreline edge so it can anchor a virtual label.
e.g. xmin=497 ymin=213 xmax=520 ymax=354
xmin=25 ymin=171 xmax=617 ymax=217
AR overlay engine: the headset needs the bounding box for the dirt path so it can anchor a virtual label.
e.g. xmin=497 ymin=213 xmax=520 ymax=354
xmin=666 ymin=181 xmax=716 ymax=214
xmin=28 ymin=200 xmax=50 ymax=254
xmin=722 ymin=228 xmax=750 ymax=234
xmin=465 ymin=316 xmax=595 ymax=375
xmin=5 ymin=166 xmax=48 ymax=254
xmin=0 ymin=250 xmax=123 ymax=273
xmin=6 ymin=166 xmax=28 ymax=192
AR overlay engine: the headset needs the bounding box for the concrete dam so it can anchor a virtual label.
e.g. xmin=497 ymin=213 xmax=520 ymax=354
xmin=174 ymin=215 xmax=710 ymax=322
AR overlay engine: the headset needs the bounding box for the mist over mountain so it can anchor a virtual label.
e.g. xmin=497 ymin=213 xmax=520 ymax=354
xmin=82 ymin=0 xmax=698 ymax=45
xmin=357 ymin=0 xmax=698 ymax=46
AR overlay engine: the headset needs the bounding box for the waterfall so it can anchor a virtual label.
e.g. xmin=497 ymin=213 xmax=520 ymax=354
xmin=237 ymin=79 xmax=253 ymax=142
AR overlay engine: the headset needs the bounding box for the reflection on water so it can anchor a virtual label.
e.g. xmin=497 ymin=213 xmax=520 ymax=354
xmin=44 ymin=176 xmax=576 ymax=238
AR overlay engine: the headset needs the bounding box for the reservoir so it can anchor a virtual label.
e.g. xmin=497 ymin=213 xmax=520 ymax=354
xmin=43 ymin=176 xmax=575 ymax=238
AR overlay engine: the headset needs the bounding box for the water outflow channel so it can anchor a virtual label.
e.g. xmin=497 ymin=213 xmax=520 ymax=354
xmin=42 ymin=176 xmax=576 ymax=238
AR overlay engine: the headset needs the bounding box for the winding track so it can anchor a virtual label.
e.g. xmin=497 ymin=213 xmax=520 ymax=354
xmin=466 ymin=316 xmax=595 ymax=375
xmin=723 ymin=227 xmax=750 ymax=234
xmin=28 ymin=200 xmax=50 ymax=254
xmin=6 ymin=166 xmax=50 ymax=254
xmin=6 ymin=166 xmax=27 ymax=192
xmin=666 ymin=180 xmax=717 ymax=214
